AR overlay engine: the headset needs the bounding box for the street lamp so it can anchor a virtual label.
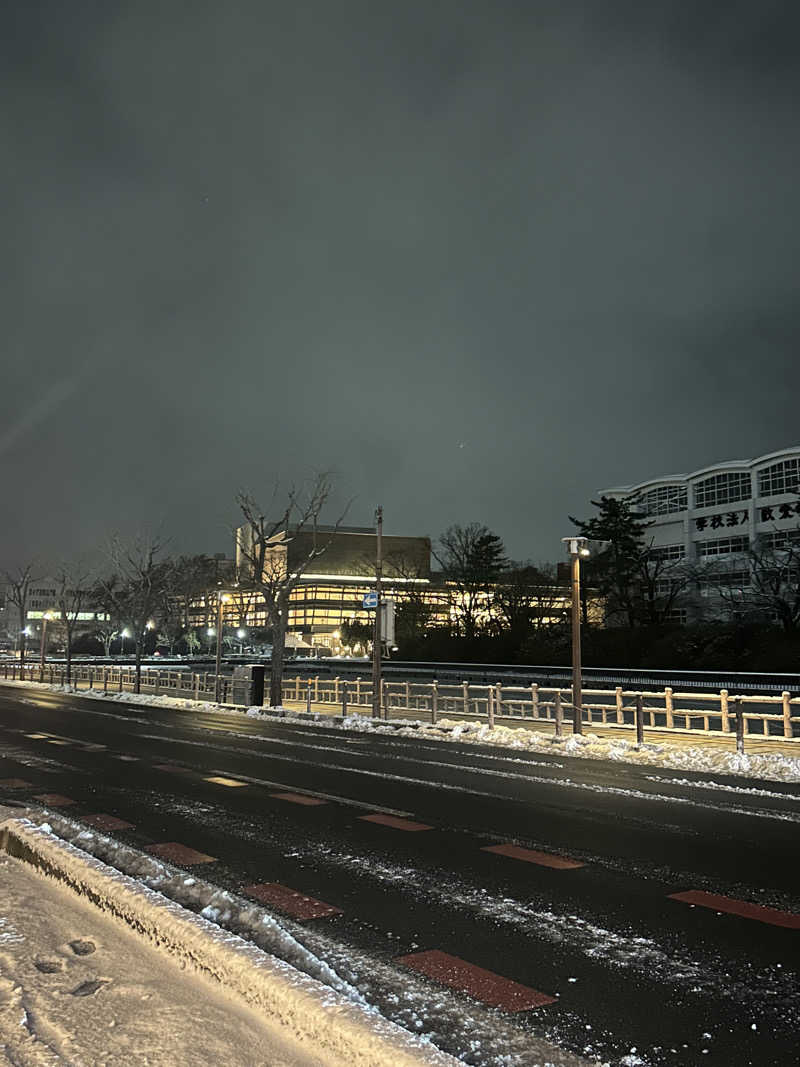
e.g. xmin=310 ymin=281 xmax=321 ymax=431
xmin=561 ymin=537 xmax=591 ymax=735
xmin=214 ymin=592 xmax=231 ymax=702
xmin=119 ymin=628 xmax=130 ymax=656
xmin=236 ymin=628 xmax=246 ymax=654
xmin=40 ymin=611 xmax=54 ymax=668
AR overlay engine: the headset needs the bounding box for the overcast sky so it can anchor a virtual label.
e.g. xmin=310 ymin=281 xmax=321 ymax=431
xmin=2 ymin=1 xmax=799 ymax=569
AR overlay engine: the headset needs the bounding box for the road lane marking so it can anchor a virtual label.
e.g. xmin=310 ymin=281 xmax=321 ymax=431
xmin=114 ymin=755 xmax=139 ymax=761
xmin=205 ymin=776 xmax=247 ymax=787
xmin=81 ymin=814 xmax=135 ymax=831
xmin=25 ymin=733 xmax=49 ymax=740
xmin=0 ymin=778 xmax=33 ymax=788
xmin=396 ymin=950 xmax=556 ymax=1011
xmin=153 ymin=763 xmax=191 ymax=774
xmin=146 ymin=842 xmax=216 ymax=865
xmin=481 ymin=843 xmax=585 ymax=869
xmin=206 ymin=769 xmax=414 ymax=817
xmin=34 ymin=793 xmax=76 ymax=806
xmin=271 ymin=792 xmax=327 ymax=806
xmin=668 ymin=890 xmax=800 ymax=929
xmin=359 ymin=814 xmax=432 ymax=832
xmin=242 ymin=882 xmax=342 ymax=920
xmin=46 ymin=739 xmax=70 ymax=746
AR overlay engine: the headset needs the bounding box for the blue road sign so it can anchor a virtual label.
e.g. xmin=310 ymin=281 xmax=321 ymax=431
xmin=362 ymin=591 xmax=378 ymax=609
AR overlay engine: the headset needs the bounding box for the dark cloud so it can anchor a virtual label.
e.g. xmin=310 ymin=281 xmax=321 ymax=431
xmin=1 ymin=1 xmax=799 ymax=567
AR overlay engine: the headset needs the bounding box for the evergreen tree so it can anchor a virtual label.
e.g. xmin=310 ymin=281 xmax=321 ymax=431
xmin=570 ymin=497 xmax=652 ymax=627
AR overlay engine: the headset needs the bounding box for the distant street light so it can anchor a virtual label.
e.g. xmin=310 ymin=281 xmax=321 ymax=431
xmin=40 ymin=612 xmax=54 ymax=668
xmin=236 ymin=628 xmax=246 ymax=654
xmin=119 ymin=628 xmax=130 ymax=656
xmin=215 ymin=592 xmax=231 ymax=702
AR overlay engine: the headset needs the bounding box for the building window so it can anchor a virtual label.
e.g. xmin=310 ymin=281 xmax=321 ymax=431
xmin=634 ymin=485 xmax=687 ymax=516
xmin=647 ymin=543 xmax=686 ymax=562
xmin=693 ymin=472 xmax=751 ymax=509
xmin=758 ymin=458 xmax=800 ymax=498
xmin=696 ymin=536 xmax=750 ymax=559
xmin=760 ymin=530 xmax=800 ymax=552
xmin=664 ymin=608 xmax=687 ymax=624
xmin=697 ymin=571 xmax=750 ymax=596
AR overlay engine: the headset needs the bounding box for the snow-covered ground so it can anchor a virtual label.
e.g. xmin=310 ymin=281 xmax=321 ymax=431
xmin=3 ymin=677 xmax=799 ymax=783
xmin=0 ymin=851 xmax=323 ymax=1066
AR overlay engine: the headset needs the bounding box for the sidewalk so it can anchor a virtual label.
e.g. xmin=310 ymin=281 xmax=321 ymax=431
xmin=0 ymin=808 xmax=460 ymax=1067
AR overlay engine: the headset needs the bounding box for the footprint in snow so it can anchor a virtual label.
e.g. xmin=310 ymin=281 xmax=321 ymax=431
xmin=34 ymin=958 xmax=65 ymax=974
xmin=69 ymin=939 xmax=96 ymax=956
xmin=70 ymin=979 xmax=109 ymax=997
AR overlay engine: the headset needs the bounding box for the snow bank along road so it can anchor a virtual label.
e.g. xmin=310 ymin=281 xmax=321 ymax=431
xmin=0 ymin=684 xmax=798 ymax=1067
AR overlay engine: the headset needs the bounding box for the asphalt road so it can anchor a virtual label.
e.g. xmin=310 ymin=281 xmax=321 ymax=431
xmin=0 ymin=683 xmax=798 ymax=1067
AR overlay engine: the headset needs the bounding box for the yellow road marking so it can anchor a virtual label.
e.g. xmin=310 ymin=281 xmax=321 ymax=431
xmin=205 ymin=776 xmax=247 ymax=788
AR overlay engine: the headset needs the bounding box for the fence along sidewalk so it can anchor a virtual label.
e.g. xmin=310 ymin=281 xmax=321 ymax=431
xmin=3 ymin=663 xmax=799 ymax=750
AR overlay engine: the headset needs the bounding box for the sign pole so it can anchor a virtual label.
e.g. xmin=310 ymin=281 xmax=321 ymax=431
xmin=371 ymin=506 xmax=383 ymax=719
xmin=571 ymin=546 xmax=583 ymax=735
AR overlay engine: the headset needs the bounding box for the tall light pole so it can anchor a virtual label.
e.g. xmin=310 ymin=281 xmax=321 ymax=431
xmin=39 ymin=612 xmax=53 ymax=668
xmin=214 ymin=592 xmax=230 ymax=702
xmin=562 ymin=537 xmax=591 ymax=735
xmin=371 ymin=506 xmax=383 ymax=719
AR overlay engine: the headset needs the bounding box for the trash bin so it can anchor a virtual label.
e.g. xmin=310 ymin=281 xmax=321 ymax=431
xmin=231 ymin=664 xmax=265 ymax=708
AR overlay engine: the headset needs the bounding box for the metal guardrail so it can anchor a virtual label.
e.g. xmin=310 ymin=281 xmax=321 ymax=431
xmin=4 ymin=663 xmax=798 ymax=748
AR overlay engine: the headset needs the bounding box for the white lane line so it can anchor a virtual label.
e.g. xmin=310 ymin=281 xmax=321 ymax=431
xmin=206 ymin=767 xmax=413 ymax=817
xmin=135 ymin=730 xmax=800 ymax=823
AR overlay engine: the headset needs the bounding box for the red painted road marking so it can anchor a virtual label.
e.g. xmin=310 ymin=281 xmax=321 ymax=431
xmin=482 ymin=843 xmax=584 ymax=869
xmin=34 ymin=794 xmax=75 ymax=807
xmin=359 ymin=813 xmax=432 ymax=832
xmin=146 ymin=842 xmax=216 ymax=865
xmin=270 ymin=792 xmax=327 ymax=806
xmin=669 ymin=890 xmax=800 ymax=929
xmin=0 ymin=779 xmax=32 ymax=789
xmin=82 ymin=814 xmax=135 ymax=831
xmin=154 ymin=764 xmax=190 ymax=774
xmin=396 ymin=950 xmax=556 ymax=1011
xmin=242 ymin=882 xmax=342 ymax=920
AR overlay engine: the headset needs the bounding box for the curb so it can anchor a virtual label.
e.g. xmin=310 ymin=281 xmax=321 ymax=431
xmin=0 ymin=815 xmax=457 ymax=1067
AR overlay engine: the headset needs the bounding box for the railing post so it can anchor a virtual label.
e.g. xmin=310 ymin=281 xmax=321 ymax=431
xmin=664 ymin=687 xmax=674 ymax=729
xmin=495 ymin=682 xmax=503 ymax=719
xmin=720 ymin=690 xmax=730 ymax=733
xmin=314 ymin=676 xmax=319 ymax=703
xmin=103 ymin=668 xmax=108 ymax=694
xmin=341 ymin=679 xmax=348 ymax=717
xmin=615 ymin=686 xmax=624 ymax=724
xmin=462 ymin=681 xmax=470 ymax=716
xmin=306 ymin=679 xmax=312 ymax=714
xmin=119 ymin=669 xmax=123 ymax=693
xmin=530 ymin=683 xmax=539 ymax=719
xmin=487 ymin=686 xmax=495 ymax=729
xmin=88 ymin=670 xmax=94 ymax=690
xmin=333 ymin=677 xmax=340 ymax=705
xmin=635 ymin=693 xmax=644 ymax=746
xmin=381 ymin=677 xmax=387 ymax=720
xmin=735 ymin=698 xmax=744 ymax=754
xmin=355 ymin=677 xmax=361 ymax=704
xmin=554 ymin=690 xmax=563 ymax=738
xmin=782 ymin=691 xmax=792 ymax=739
xmin=405 ymin=680 xmax=410 ymax=709
xmin=431 ymin=679 xmax=438 ymax=724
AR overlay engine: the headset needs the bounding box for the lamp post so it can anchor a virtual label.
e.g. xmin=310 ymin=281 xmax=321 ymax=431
xmin=371 ymin=506 xmax=383 ymax=719
xmin=40 ymin=612 xmax=53 ymax=668
xmin=561 ymin=537 xmax=591 ymax=735
xmin=236 ymin=628 xmax=246 ymax=654
xmin=214 ymin=592 xmax=230 ymax=702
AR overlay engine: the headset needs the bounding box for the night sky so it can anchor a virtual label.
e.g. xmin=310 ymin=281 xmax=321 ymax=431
xmin=2 ymin=2 xmax=799 ymax=569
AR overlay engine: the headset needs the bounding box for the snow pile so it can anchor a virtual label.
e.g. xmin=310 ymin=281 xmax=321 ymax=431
xmin=0 ymin=815 xmax=459 ymax=1067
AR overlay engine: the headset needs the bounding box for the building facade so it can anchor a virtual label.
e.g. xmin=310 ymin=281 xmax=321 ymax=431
xmin=600 ymin=447 xmax=800 ymax=622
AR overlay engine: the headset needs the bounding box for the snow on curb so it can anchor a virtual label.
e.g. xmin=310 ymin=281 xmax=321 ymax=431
xmin=0 ymin=815 xmax=457 ymax=1067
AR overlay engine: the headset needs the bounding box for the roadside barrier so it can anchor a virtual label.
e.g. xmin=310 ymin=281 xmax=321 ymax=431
xmin=3 ymin=662 xmax=799 ymax=747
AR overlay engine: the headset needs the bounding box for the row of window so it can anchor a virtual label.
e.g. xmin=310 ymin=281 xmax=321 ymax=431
xmin=633 ymin=458 xmax=800 ymax=515
xmin=651 ymin=531 xmax=800 ymax=560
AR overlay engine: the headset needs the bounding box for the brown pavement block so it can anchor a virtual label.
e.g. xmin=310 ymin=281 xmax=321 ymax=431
xmin=242 ymin=882 xmax=342 ymax=921
xmin=396 ymin=949 xmax=557 ymax=1011
xmin=81 ymin=814 xmax=135 ymax=831
xmin=146 ymin=842 xmax=216 ymax=865
xmin=481 ymin=843 xmax=584 ymax=869
xmin=359 ymin=813 xmax=432 ymax=832
xmin=34 ymin=794 xmax=76 ymax=807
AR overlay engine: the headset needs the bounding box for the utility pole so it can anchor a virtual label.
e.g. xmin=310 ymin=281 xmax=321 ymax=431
xmin=570 ymin=545 xmax=583 ymax=735
xmin=371 ymin=505 xmax=383 ymax=719
xmin=39 ymin=612 xmax=51 ymax=668
xmin=214 ymin=591 xmax=226 ymax=703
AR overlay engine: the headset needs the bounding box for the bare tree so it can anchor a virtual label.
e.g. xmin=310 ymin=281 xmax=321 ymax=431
xmin=54 ymin=563 xmax=92 ymax=686
xmin=236 ymin=474 xmax=349 ymax=707
xmin=433 ymin=524 xmax=509 ymax=639
xmin=98 ymin=535 xmax=173 ymax=693
xmin=634 ymin=541 xmax=692 ymax=625
xmin=492 ymin=563 xmax=567 ymax=635
xmin=2 ymin=563 xmax=39 ymax=665
xmin=703 ymin=533 xmax=800 ymax=631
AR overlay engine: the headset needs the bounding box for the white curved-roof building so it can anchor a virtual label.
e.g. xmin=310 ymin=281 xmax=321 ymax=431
xmin=599 ymin=447 xmax=800 ymax=621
